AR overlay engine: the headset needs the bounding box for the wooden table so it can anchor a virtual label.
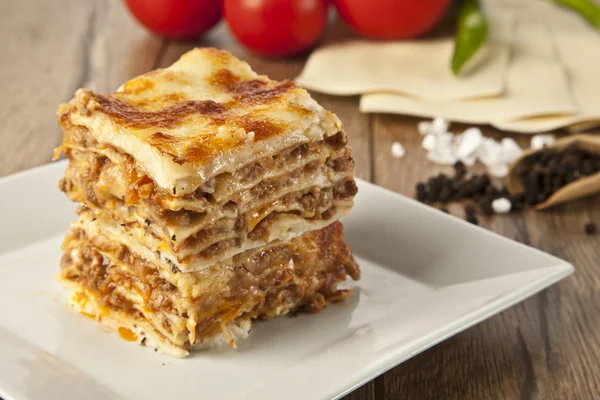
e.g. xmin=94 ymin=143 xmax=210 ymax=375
xmin=2 ymin=1 xmax=599 ymax=399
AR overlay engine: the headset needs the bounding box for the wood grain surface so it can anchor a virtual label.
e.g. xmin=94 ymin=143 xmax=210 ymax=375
xmin=1 ymin=1 xmax=599 ymax=399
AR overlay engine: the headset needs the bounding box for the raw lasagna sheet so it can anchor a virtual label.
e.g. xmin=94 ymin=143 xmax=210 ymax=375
xmin=488 ymin=0 xmax=600 ymax=132
xmin=295 ymin=15 xmax=514 ymax=101
xmin=545 ymin=7 xmax=600 ymax=130
xmin=359 ymin=19 xmax=578 ymax=130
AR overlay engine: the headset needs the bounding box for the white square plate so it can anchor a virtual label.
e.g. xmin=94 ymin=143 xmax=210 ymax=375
xmin=0 ymin=161 xmax=573 ymax=400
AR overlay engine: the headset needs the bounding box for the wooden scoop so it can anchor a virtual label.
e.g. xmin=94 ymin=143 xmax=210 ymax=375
xmin=506 ymin=134 xmax=600 ymax=210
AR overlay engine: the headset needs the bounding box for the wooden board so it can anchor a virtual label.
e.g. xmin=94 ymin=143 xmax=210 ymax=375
xmin=1 ymin=1 xmax=599 ymax=399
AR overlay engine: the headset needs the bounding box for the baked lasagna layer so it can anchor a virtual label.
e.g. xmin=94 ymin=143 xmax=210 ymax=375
xmin=60 ymin=222 xmax=360 ymax=357
xmin=58 ymin=122 xmax=356 ymax=271
xmin=56 ymin=48 xmax=344 ymax=195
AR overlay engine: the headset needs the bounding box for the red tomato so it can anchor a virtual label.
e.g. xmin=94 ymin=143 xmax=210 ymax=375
xmin=333 ymin=0 xmax=451 ymax=39
xmin=124 ymin=0 xmax=222 ymax=40
xmin=224 ymin=0 xmax=328 ymax=57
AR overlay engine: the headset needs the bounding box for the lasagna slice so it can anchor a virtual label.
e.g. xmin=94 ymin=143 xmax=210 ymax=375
xmin=55 ymin=48 xmax=360 ymax=355
xmin=61 ymin=218 xmax=359 ymax=357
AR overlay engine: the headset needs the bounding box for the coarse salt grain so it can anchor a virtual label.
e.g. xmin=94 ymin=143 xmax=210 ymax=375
xmin=427 ymin=132 xmax=457 ymax=165
xmin=427 ymin=150 xmax=457 ymax=165
xmin=422 ymin=134 xmax=437 ymax=151
xmin=459 ymin=154 xmax=477 ymax=166
xmin=391 ymin=142 xmax=406 ymax=159
xmin=492 ymin=198 xmax=512 ymax=214
xmin=430 ymin=117 xmax=449 ymax=135
xmin=488 ymin=163 xmax=509 ymax=178
xmin=437 ymin=132 xmax=453 ymax=148
xmin=499 ymin=137 xmax=523 ymax=164
xmin=531 ymin=134 xmax=555 ymax=150
xmin=417 ymin=121 xmax=431 ymax=135
xmin=455 ymin=127 xmax=483 ymax=158
xmin=476 ymin=138 xmax=502 ymax=167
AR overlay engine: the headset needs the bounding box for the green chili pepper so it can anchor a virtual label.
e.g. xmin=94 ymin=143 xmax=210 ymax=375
xmin=554 ymin=0 xmax=600 ymax=29
xmin=451 ymin=0 xmax=489 ymax=75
